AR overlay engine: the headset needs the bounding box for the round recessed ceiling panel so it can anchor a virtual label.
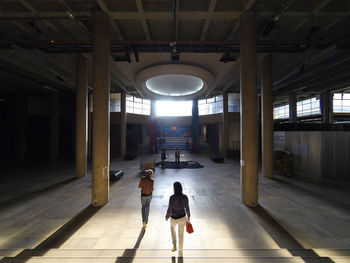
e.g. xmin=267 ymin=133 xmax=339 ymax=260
xmin=136 ymin=64 xmax=214 ymax=99
xmin=145 ymin=74 xmax=203 ymax=96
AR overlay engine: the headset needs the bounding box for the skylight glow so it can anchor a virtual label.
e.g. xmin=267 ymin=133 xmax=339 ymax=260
xmin=156 ymin=100 xmax=192 ymax=116
xmin=146 ymin=74 xmax=203 ymax=96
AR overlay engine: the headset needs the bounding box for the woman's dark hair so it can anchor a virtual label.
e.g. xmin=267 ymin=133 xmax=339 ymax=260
xmin=173 ymin=182 xmax=183 ymax=197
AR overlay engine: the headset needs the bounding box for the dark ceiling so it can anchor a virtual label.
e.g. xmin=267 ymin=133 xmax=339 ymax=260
xmin=1 ymin=0 xmax=350 ymax=105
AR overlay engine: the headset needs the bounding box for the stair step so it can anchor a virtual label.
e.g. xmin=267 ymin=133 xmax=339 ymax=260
xmin=1 ymin=256 xmax=350 ymax=263
xmin=1 ymin=248 xmax=349 ymax=258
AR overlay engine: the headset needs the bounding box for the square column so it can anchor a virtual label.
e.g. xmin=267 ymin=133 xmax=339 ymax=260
xmin=261 ymin=55 xmax=274 ymax=179
xmin=289 ymin=93 xmax=297 ymax=123
xmin=221 ymin=92 xmax=229 ymax=157
xmin=191 ymin=99 xmax=200 ymax=153
xmin=92 ymin=11 xmax=111 ymax=207
xmin=240 ymin=10 xmax=258 ymax=207
xmin=120 ymin=91 xmax=126 ymax=158
xmin=149 ymin=100 xmax=157 ymax=153
xmin=320 ymin=91 xmax=333 ymax=124
xmin=76 ymin=55 xmax=88 ymax=179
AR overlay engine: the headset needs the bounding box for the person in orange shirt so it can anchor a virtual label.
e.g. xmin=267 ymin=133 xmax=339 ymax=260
xmin=138 ymin=169 xmax=154 ymax=228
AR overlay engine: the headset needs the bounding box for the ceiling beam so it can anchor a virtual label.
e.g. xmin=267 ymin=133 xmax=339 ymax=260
xmin=135 ymin=0 xmax=151 ymax=41
xmin=3 ymin=10 xmax=350 ymax=20
xmin=200 ymin=0 xmax=218 ymax=41
xmin=17 ymin=0 xmax=70 ymax=40
xmin=10 ymin=20 xmax=31 ymax=35
xmin=96 ymin=0 xmax=125 ymax=41
xmin=227 ymin=0 xmax=256 ymax=40
xmin=59 ymin=0 xmax=91 ymax=38
xmin=3 ymin=40 xmax=337 ymax=54
xmin=18 ymin=0 xmax=37 ymax=14
xmin=285 ymin=0 xmax=334 ymax=38
xmin=7 ymin=1 xmax=78 ymax=91
xmin=83 ymin=52 xmax=138 ymax=95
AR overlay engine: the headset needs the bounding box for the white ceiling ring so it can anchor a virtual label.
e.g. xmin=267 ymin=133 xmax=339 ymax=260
xmin=146 ymin=74 xmax=203 ymax=96
xmin=135 ymin=64 xmax=214 ymax=100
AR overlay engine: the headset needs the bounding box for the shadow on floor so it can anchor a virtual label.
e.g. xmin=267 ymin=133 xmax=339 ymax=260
xmin=271 ymin=176 xmax=350 ymax=210
xmin=115 ymin=228 xmax=145 ymax=263
xmin=114 ymin=228 xmax=185 ymax=263
xmin=0 ymin=177 xmax=77 ymax=210
xmin=0 ymin=205 xmax=100 ymax=263
xmin=250 ymin=205 xmax=335 ymax=263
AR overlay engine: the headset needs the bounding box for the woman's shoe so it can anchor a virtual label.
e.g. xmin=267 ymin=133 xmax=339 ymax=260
xmin=178 ymin=250 xmax=183 ymax=257
xmin=171 ymin=244 xmax=177 ymax=252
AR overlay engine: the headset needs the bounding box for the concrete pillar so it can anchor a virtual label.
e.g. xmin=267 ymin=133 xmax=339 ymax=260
xmin=120 ymin=91 xmax=126 ymax=158
xmin=50 ymin=91 xmax=59 ymax=159
xmin=261 ymin=55 xmax=274 ymax=179
xmin=289 ymin=93 xmax=297 ymax=123
xmin=75 ymin=55 xmax=88 ymax=179
xmin=239 ymin=10 xmax=258 ymax=207
xmin=191 ymin=99 xmax=200 ymax=153
xmin=149 ymin=100 xmax=157 ymax=153
xmin=88 ymin=94 xmax=92 ymax=159
xmin=92 ymin=11 xmax=110 ymax=207
xmin=218 ymin=123 xmax=224 ymax=157
xmin=222 ymin=92 xmax=228 ymax=157
xmin=321 ymin=91 xmax=333 ymax=124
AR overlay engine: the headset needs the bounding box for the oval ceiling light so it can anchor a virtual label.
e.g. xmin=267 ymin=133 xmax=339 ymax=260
xmin=145 ymin=74 xmax=203 ymax=96
xmin=135 ymin=64 xmax=214 ymax=99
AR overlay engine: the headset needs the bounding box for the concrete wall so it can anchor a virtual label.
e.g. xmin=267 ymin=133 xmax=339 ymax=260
xmin=321 ymin=132 xmax=350 ymax=179
xmin=228 ymin=121 xmax=240 ymax=153
xmin=274 ymin=131 xmax=350 ymax=179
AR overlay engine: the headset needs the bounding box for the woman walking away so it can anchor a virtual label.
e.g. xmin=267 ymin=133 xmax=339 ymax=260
xmin=138 ymin=169 xmax=154 ymax=228
xmin=165 ymin=182 xmax=191 ymax=257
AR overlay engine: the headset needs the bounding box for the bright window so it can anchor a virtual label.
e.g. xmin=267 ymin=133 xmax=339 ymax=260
xmin=333 ymin=93 xmax=350 ymax=113
xmin=297 ymin=97 xmax=320 ymax=117
xmin=110 ymin=93 xmax=121 ymax=112
xmin=198 ymin=95 xmax=223 ymax=115
xmin=273 ymin=104 xmax=289 ymax=119
xmin=156 ymin=100 xmax=192 ymax=116
xmin=126 ymin=95 xmax=150 ymax=115
xmin=228 ymin=93 xmax=240 ymax=112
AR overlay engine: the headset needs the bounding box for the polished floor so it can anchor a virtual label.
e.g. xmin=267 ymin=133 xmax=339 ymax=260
xmin=1 ymin=153 xmax=350 ymax=262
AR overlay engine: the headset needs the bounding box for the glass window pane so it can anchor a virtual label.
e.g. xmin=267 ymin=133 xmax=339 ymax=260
xmin=216 ymin=95 xmax=223 ymax=101
xmin=343 ymin=93 xmax=350 ymax=99
xmin=207 ymin=97 xmax=215 ymax=103
xmin=134 ymin=102 xmax=141 ymax=109
xmin=126 ymin=101 xmax=133 ymax=107
xmin=333 ymin=93 xmax=341 ymax=99
xmin=216 ymin=100 xmax=223 ymax=108
xmin=343 ymin=100 xmax=350 ymax=106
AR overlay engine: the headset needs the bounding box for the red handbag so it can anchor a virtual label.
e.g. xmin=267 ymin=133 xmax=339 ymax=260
xmin=186 ymin=221 xmax=194 ymax=234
